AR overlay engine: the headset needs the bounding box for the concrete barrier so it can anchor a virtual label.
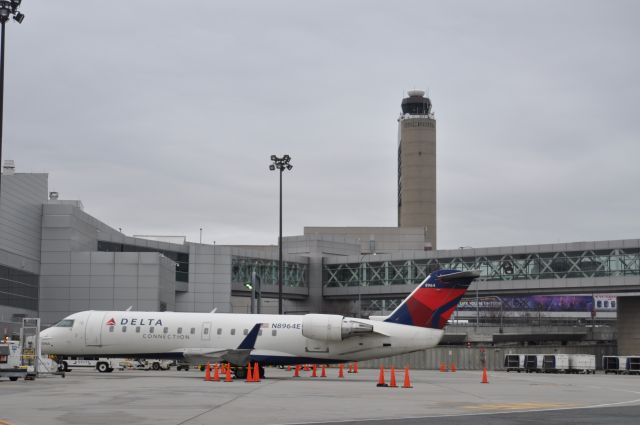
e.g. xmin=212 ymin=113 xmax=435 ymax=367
xmin=358 ymin=344 xmax=616 ymax=371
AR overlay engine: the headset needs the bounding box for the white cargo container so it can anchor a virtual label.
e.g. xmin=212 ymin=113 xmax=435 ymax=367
xmin=568 ymin=354 xmax=596 ymax=374
xmin=543 ymin=354 xmax=570 ymax=373
xmin=603 ymin=356 xmax=629 ymax=374
xmin=524 ymin=354 xmax=543 ymax=372
xmin=504 ymin=354 xmax=525 ymax=372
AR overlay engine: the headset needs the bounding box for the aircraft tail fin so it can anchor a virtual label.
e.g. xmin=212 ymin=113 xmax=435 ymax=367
xmin=384 ymin=269 xmax=479 ymax=330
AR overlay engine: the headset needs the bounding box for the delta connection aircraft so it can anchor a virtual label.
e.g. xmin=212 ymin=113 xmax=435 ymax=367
xmin=41 ymin=269 xmax=479 ymax=377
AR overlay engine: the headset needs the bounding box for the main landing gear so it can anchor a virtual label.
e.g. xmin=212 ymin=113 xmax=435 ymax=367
xmin=233 ymin=365 xmax=265 ymax=379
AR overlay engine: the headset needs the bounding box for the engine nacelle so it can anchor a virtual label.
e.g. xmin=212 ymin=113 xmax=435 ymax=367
xmin=302 ymin=314 xmax=374 ymax=342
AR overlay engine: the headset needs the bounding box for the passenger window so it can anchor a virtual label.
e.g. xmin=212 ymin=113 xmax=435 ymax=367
xmin=243 ymin=329 xmax=248 ymax=335
xmin=272 ymin=330 xmax=277 ymax=336
xmin=136 ymin=326 xmax=141 ymax=333
xmin=204 ymin=328 xmax=209 ymax=335
xmin=258 ymin=330 xmax=263 ymax=336
xmin=163 ymin=327 xmax=168 ymax=334
xmin=122 ymin=326 xmax=127 ymax=333
xmin=217 ymin=328 xmax=222 ymax=335
xmin=149 ymin=326 xmax=155 ymax=333
xmin=190 ymin=328 xmax=195 ymax=335
xmin=177 ymin=327 xmax=182 ymax=334
xmin=109 ymin=326 xmax=114 ymax=333
xmin=230 ymin=329 xmax=236 ymax=336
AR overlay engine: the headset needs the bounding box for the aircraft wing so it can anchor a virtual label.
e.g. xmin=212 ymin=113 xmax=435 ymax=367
xmin=180 ymin=323 xmax=262 ymax=366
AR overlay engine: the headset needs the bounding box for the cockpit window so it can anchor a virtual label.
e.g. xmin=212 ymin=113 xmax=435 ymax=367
xmin=55 ymin=319 xmax=75 ymax=328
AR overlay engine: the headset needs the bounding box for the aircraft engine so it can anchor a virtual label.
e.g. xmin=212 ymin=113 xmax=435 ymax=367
xmin=302 ymin=314 xmax=374 ymax=342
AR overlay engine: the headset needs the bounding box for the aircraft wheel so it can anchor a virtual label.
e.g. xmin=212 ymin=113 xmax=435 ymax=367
xmin=152 ymin=362 xmax=161 ymax=370
xmin=234 ymin=367 xmax=247 ymax=380
xmin=97 ymin=362 xmax=110 ymax=373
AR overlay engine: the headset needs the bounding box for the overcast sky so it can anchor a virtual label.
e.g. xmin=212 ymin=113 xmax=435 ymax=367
xmin=4 ymin=0 xmax=639 ymax=249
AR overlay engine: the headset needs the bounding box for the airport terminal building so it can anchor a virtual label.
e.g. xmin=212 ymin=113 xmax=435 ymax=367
xmin=1 ymin=166 xmax=639 ymax=354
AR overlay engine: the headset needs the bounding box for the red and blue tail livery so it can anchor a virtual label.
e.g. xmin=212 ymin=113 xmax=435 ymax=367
xmin=384 ymin=269 xmax=480 ymax=329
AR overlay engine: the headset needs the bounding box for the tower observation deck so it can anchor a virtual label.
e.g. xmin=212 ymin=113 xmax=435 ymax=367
xmin=397 ymin=90 xmax=437 ymax=249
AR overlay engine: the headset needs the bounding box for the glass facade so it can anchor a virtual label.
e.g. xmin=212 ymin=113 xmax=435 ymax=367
xmin=324 ymin=248 xmax=640 ymax=288
xmin=231 ymin=257 xmax=307 ymax=288
xmin=0 ymin=264 xmax=39 ymax=311
xmin=97 ymin=241 xmax=189 ymax=282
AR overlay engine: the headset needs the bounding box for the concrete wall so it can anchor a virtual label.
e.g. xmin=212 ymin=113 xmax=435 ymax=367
xmin=398 ymin=117 xmax=436 ymax=248
xmin=175 ymin=244 xmax=232 ymax=313
xmin=303 ymin=227 xmax=429 ymax=253
xmin=617 ymin=296 xmax=640 ymax=355
xmin=359 ymin=344 xmax=617 ymax=371
xmin=39 ymin=251 xmax=176 ymax=326
xmin=0 ymin=173 xmax=48 ymax=333
xmin=0 ymin=173 xmax=47 ymax=264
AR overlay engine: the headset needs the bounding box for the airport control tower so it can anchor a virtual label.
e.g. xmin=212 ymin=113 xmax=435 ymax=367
xmin=397 ymin=90 xmax=437 ymax=249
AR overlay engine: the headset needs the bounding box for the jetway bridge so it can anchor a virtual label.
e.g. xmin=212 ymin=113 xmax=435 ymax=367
xmin=322 ymin=239 xmax=640 ymax=299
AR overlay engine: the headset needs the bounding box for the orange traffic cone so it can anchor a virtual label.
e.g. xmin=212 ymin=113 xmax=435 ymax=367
xmin=303 ymin=364 xmax=310 ymax=372
xmin=376 ymin=366 xmax=388 ymax=387
xmin=213 ymin=363 xmax=220 ymax=381
xmin=451 ymin=363 xmax=456 ymax=372
xmin=402 ymin=367 xmax=413 ymax=388
xmin=321 ymin=365 xmax=327 ymax=378
xmin=225 ymin=364 xmax=233 ymax=382
xmin=246 ymin=363 xmax=254 ymax=382
xmin=348 ymin=364 xmax=353 ymax=373
xmin=287 ymin=365 xmax=292 ymax=371
xmin=481 ymin=368 xmax=489 ymax=384
xmin=338 ymin=364 xmax=344 ymax=378
xmin=205 ymin=362 xmax=211 ymax=381
xmin=439 ymin=362 xmax=446 ymax=372
xmin=293 ymin=364 xmax=300 ymax=377
xmin=253 ymin=362 xmax=260 ymax=382
xmin=389 ymin=367 xmax=397 ymax=388
xmin=311 ymin=364 xmax=318 ymax=377
xmin=354 ymin=362 xmax=359 ymax=373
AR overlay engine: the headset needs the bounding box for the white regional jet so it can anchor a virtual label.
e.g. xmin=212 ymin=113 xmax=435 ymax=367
xmin=41 ymin=269 xmax=479 ymax=378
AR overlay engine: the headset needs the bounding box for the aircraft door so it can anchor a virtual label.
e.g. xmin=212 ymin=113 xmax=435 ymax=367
xmin=201 ymin=321 xmax=212 ymax=341
xmin=85 ymin=311 xmax=108 ymax=346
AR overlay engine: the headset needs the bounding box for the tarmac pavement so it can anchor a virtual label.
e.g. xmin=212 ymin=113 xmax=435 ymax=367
xmin=0 ymin=367 xmax=638 ymax=425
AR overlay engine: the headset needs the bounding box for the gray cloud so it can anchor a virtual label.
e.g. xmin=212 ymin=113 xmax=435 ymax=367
xmin=4 ymin=0 xmax=639 ymax=248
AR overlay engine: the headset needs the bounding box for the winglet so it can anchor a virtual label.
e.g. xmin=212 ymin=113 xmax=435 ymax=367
xmin=237 ymin=323 xmax=261 ymax=350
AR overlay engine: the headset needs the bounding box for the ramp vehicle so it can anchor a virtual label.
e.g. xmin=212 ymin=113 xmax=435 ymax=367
xmin=0 ymin=341 xmax=27 ymax=381
xmin=58 ymin=356 xmax=124 ymax=373
xmin=504 ymin=354 xmax=524 ymax=372
xmin=542 ymin=354 xmax=569 ymax=373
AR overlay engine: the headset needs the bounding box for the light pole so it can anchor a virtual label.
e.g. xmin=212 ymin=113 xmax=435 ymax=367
xmin=244 ymin=270 xmax=262 ymax=314
xmin=269 ymin=154 xmax=292 ymax=315
xmin=0 ymin=1 xmax=24 ymax=203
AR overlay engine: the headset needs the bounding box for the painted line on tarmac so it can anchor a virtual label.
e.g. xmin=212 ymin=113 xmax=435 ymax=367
xmin=274 ymin=397 xmax=640 ymax=425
